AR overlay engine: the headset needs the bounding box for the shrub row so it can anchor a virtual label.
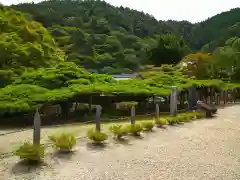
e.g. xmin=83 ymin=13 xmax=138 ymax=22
xmin=13 ymin=111 xmax=204 ymax=164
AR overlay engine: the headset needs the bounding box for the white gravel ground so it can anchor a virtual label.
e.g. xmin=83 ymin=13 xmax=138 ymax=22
xmin=1 ymin=105 xmax=240 ymax=180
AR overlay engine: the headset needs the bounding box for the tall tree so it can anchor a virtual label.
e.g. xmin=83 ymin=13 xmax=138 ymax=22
xmin=148 ymin=34 xmax=189 ymax=66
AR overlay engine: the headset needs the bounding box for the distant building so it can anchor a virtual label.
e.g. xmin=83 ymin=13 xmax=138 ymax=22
xmin=111 ymin=73 xmax=144 ymax=81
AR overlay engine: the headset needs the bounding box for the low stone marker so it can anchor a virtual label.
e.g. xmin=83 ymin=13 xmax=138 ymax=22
xmin=130 ymin=106 xmax=136 ymax=125
xmin=33 ymin=108 xmax=41 ymax=145
xmin=96 ymin=105 xmax=101 ymax=131
xmin=155 ymin=104 xmax=159 ymax=120
xmin=170 ymin=86 xmax=177 ymax=116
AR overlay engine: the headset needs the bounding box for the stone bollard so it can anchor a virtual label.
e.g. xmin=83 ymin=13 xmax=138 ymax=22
xmin=170 ymin=86 xmax=177 ymax=116
xmin=33 ymin=108 xmax=41 ymax=145
xmin=155 ymin=103 xmax=159 ymax=120
xmin=130 ymin=106 xmax=136 ymax=125
xmin=95 ymin=105 xmax=101 ymax=131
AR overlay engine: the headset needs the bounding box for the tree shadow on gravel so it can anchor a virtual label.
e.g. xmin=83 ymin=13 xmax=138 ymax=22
xmin=86 ymin=142 xmax=108 ymax=151
xmin=205 ymin=115 xmax=217 ymax=119
xmin=50 ymin=150 xmax=76 ymax=161
xmin=156 ymin=126 xmax=168 ymax=130
xmin=11 ymin=160 xmax=46 ymax=176
xmin=142 ymin=129 xmax=155 ymax=133
xmin=168 ymin=124 xmax=181 ymax=127
xmin=113 ymin=137 xmax=133 ymax=146
xmin=130 ymin=135 xmax=144 ymax=140
xmin=175 ymin=122 xmax=185 ymax=126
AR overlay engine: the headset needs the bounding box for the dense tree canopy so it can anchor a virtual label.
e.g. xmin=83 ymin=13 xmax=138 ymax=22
xmin=0 ymin=5 xmax=64 ymax=87
xmin=179 ymin=53 xmax=212 ymax=79
xmin=193 ymin=8 xmax=240 ymax=50
xmin=0 ymin=5 xmax=64 ymax=70
xmin=148 ymin=34 xmax=189 ymax=66
xmin=12 ymin=0 xmax=240 ymax=73
xmin=0 ymin=1 xmax=239 ymax=115
xmin=209 ymin=37 xmax=240 ymax=81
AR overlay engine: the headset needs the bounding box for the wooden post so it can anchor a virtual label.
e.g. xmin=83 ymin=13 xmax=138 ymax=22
xmin=130 ymin=106 xmax=136 ymax=125
xmin=33 ymin=108 xmax=41 ymax=145
xmin=218 ymin=93 xmax=221 ymax=105
xmin=196 ymin=89 xmax=200 ymax=102
xmin=209 ymin=88 xmax=213 ymax=104
xmin=214 ymin=93 xmax=217 ymax=105
xmin=207 ymin=87 xmax=210 ymax=103
xmin=155 ymin=103 xmax=159 ymax=120
xmin=95 ymin=105 xmax=101 ymax=131
xmin=180 ymin=92 xmax=184 ymax=107
xmin=170 ymin=86 xmax=177 ymax=116
xmin=234 ymin=89 xmax=236 ymax=103
xmin=223 ymin=90 xmax=226 ymax=104
xmin=89 ymin=96 xmax=93 ymax=113
xmin=199 ymin=89 xmax=203 ymax=101
xmin=188 ymin=86 xmax=197 ymax=110
xmin=216 ymin=94 xmax=219 ymax=105
xmin=226 ymin=91 xmax=229 ymax=103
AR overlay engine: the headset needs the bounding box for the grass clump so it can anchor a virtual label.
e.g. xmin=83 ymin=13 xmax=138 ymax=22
xmin=194 ymin=112 xmax=204 ymax=119
xmin=141 ymin=121 xmax=154 ymax=131
xmin=188 ymin=113 xmax=197 ymax=120
xmin=126 ymin=124 xmax=143 ymax=136
xmin=109 ymin=125 xmax=128 ymax=139
xmin=176 ymin=112 xmax=204 ymax=123
xmin=87 ymin=129 xmax=108 ymax=143
xmin=49 ymin=133 xmax=76 ymax=152
xmin=155 ymin=118 xmax=168 ymax=127
xmin=177 ymin=114 xmax=190 ymax=122
xmin=186 ymin=112 xmax=203 ymax=120
xmin=167 ymin=116 xmax=178 ymax=125
xmin=14 ymin=142 xmax=45 ymax=165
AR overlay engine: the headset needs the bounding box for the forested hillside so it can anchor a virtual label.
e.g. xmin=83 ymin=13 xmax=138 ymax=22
xmin=0 ymin=0 xmax=239 ymax=120
xmin=12 ymin=0 xmax=186 ymax=73
xmin=11 ymin=0 xmax=240 ymax=73
xmin=0 ymin=4 xmax=65 ymax=87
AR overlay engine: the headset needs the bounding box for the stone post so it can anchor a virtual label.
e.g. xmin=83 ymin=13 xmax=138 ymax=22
xmin=170 ymin=86 xmax=177 ymax=116
xmin=33 ymin=108 xmax=41 ymax=145
xmin=223 ymin=90 xmax=227 ymax=104
xmin=155 ymin=103 xmax=159 ymax=120
xmin=95 ymin=105 xmax=101 ymax=131
xmin=130 ymin=106 xmax=136 ymax=124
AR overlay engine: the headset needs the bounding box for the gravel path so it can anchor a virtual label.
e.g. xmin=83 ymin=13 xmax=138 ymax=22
xmin=1 ymin=105 xmax=240 ymax=180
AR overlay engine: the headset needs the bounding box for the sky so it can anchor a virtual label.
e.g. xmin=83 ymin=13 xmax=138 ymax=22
xmin=1 ymin=0 xmax=239 ymax=23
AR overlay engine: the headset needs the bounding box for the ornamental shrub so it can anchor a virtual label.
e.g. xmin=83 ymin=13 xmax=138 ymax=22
xmin=126 ymin=124 xmax=143 ymax=136
xmin=87 ymin=129 xmax=108 ymax=143
xmin=109 ymin=125 xmax=128 ymax=139
xmin=155 ymin=118 xmax=168 ymax=127
xmin=14 ymin=142 xmax=45 ymax=164
xmin=141 ymin=122 xmax=154 ymax=131
xmin=49 ymin=133 xmax=76 ymax=152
